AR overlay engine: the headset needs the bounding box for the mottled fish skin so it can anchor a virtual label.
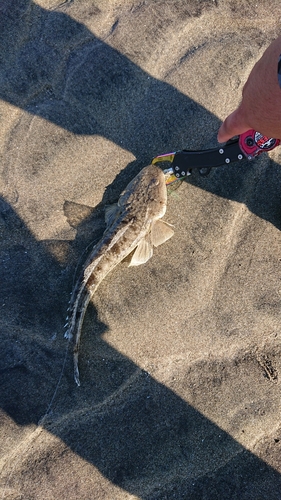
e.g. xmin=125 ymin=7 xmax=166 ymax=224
xmin=65 ymin=164 xmax=174 ymax=386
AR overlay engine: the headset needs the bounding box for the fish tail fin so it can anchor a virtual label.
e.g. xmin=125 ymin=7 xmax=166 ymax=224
xmin=73 ymin=349 xmax=80 ymax=386
xmin=73 ymin=291 xmax=92 ymax=386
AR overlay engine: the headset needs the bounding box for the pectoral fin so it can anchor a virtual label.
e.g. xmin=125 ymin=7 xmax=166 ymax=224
xmin=150 ymin=220 xmax=174 ymax=247
xmin=129 ymin=237 xmax=153 ymax=266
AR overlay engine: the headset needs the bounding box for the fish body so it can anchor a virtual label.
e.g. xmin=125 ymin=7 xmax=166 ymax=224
xmin=65 ymin=164 xmax=174 ymax=385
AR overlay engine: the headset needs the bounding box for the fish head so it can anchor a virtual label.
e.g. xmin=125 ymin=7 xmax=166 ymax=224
xmin=119 ymin=164 xmax=167 ymax=220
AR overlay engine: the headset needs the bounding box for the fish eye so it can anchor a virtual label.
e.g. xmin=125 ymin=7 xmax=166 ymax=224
xmin=149 ymin=179 xmax=159 ymax=187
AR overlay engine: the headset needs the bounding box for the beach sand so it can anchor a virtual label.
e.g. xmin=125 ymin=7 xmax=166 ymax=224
xmin=1 ymin=1 xmax=281 ymax=498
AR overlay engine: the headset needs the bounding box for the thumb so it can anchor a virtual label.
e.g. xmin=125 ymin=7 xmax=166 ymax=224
xmin=217 ymin=108 xmax=250 ymax=143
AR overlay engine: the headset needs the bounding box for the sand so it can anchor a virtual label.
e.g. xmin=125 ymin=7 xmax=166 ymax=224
xmin=1 ymin=0 xmax=281 ymax=498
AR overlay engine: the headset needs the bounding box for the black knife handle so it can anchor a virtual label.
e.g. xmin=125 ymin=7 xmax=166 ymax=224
xmin=172 ymin=138 xmax=245 ymax=178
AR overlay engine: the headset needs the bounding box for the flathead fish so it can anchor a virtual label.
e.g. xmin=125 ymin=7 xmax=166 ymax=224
xmin=65 ymin=164 xmax=174 ymax=385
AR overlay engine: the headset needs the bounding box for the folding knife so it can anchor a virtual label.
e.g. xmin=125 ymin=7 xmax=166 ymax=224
xmin=152 ymin=130 xmax=280 ymax=182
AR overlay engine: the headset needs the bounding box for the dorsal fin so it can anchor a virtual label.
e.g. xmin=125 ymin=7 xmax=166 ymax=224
xmin=104 ymin=203 xmax=119 ymax=227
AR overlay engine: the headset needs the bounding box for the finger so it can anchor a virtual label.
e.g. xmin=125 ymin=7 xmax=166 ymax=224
xmin=217 ymin=109 xmax=250 ymax=143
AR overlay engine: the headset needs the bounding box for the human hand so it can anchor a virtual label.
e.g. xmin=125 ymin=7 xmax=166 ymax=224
xmin=217 ymin=36 xmax=281 ymax=143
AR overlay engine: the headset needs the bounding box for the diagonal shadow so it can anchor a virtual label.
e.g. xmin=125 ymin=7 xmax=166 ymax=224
xmin=0 ymin=0 xmax=217 ymax=162
xmin=1 ymin=1 xmax=281 ymax=498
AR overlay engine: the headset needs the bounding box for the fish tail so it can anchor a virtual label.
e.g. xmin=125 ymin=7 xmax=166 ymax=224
xmin=73 ymin=291 xmax=92 ymax=386
xmin=73 ymin=350 xmax=80 ymax=386
xmin=64 ymin=277 xmax=86 ymax=340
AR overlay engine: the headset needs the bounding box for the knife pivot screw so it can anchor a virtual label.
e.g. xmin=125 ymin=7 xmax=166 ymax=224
xmin=175 ymin=166 xmax=179 ymax=171
xmin=181 ymin=171 xmax=186 ymax=176
xmin=219 ymin=148 xmax=224 ymax=154
xmin=238 ymin=154 xmax=243 ymax=160
xmin=225 ymin=158 xmax=230 ymax=163
xmin=175 ymin=173 xmax=180 ymax=177
xmin=246 ymin=137 xmax=254 ymax=147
